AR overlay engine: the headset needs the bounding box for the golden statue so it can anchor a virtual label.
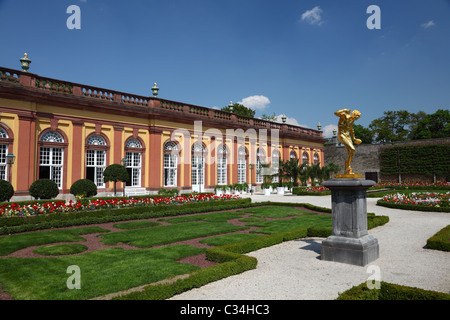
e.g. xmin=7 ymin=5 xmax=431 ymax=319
xmin=334 ymin=109 xmax=363 ymax=178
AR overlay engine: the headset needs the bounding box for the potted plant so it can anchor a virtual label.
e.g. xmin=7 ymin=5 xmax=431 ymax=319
xmin=225 ymin=184 xmax=233 ymax=195
xmin=214 ymin=185 xmax=224 ymax=196
xmin=261 ymin=182 xmax=271 ymax=195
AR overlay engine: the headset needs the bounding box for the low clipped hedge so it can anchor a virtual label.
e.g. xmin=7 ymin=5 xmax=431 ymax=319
xmin=377 ymin=200 xmax=450 ymax=212
xmin=337 ymin=281 xmax=450 ymax=300
xmin=426 ymin=225 xmax=450 ymax=252
xmin=0 ymin=198 xmax=253 ymax=235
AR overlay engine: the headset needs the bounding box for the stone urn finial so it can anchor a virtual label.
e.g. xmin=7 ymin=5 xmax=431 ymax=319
xmin=20 ymin=53 xmax=31 ymax=72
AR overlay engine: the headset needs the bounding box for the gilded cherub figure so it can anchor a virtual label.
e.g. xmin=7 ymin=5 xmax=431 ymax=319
xmin=334 ymin=109 xmax=362 ymax=175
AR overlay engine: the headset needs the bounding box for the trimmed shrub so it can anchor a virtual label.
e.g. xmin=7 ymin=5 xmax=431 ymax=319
xmin=70 ymin=179 xmax=98 ymax=198
xmin=29 ymin=179 xmax=59 ymax=200
xmin=337 ymin=281 xmax=450 ymax=300
xmin=427 ymin=225 xmax=450 ymax=252
xmin=0 ymin=180 xmax=14 ymax=202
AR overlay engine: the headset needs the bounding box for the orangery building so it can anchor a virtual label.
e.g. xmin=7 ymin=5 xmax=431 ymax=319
xmin=0 ymin=55 xmax=326 ymax=201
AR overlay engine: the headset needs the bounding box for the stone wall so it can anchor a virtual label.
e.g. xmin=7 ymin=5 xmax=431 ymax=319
xmin=324 ymin=137 xmax=450 ymax=183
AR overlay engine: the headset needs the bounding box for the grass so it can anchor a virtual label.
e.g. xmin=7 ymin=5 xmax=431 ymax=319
xmin=236 ymin=206 xmax=316 ymax=218
xmin=0 ymin=202 xmax=390 ymax=300
xmin=113 ymin=221 xmax=160 ymax=229
xmin=158 ymin=211 xmax=244 ymax=223
xmin=33 ymin=244 xmax=88 ymax=256
xmin=0 ymin=245 xmax=204 ymax=300
xmin=427 ymin=225 xmax=450 ymax=251
xmin=246 ymin=214 xmax=332 ymax=234
xmin=0 ymin=226 xmax=109 ymax=256
xmin=199 ymin=233 xmax=262 ymax=246
xmin=99 ymin=221 xmax=248 ymax=247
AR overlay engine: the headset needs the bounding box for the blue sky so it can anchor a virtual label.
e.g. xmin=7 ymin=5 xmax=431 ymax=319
xmin=1 ymin=0 xmax=449 ymax=137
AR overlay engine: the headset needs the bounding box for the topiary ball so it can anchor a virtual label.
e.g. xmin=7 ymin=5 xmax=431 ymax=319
xmin=70 ymin=179 xmax=97 ymax=198
xmin=0 ymin=180 xmax=14 ymax=202
xmin=29 ymin=179 xmax=59 ymax=200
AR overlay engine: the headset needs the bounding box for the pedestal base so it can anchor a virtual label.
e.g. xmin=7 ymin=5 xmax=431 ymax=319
xmin=321 ymin=234 xmax=379 ymax=267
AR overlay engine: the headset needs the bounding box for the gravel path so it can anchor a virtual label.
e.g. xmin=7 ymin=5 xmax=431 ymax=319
xmin=169 ymin=194 xmax=450 ymax=300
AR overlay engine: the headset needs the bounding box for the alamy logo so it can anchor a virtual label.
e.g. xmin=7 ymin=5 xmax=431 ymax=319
xmin=66 ymin=5 xmax=81 ymax=30
xmin=66 ymin=265 xmax=81 ymax=289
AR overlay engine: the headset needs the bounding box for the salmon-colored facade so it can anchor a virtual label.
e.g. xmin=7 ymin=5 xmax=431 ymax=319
xmin=0 ymin=65 xmax=326 ymax=200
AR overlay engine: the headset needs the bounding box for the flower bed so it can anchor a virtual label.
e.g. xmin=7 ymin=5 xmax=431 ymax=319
xmin=0 ymin=193 xmax=240 ymax=218
xmin=371 ymin=181 xmax=450 ymax=190
xmin=292 ymin=186 xmax=330 ymax=196
xmin=377 ymin=191 xmax=450 ymax=212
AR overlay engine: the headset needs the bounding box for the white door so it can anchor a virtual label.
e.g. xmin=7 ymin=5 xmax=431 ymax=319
xmin=192 ymin=154 xmax=204 ymax=192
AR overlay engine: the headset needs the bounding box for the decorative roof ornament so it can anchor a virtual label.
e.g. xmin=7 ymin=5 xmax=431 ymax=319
xmin=20 ymin=53 xmax=31 ymax=72
xmin=152 ymin=82 xmax=159 ymax=97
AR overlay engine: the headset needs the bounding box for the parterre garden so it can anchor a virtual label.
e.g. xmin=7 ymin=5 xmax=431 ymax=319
xmin=0 ymin=183 xmax=448 ymax=300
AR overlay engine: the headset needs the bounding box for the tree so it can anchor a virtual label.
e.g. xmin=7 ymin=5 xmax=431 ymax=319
xmin=261 ymin=112 xmax=278 ymax=121
xmin=369 ymin=110 xmax=415 ymax=143
xmin=221 ymin=103 xmax=255 ymax=118
xmin=352 ymin=124 xmax=374 ymax=144
xmin=103 ymin=164 xmax=129 ymax=196
xmin=410 ymin=109 xmax=450 ymax=140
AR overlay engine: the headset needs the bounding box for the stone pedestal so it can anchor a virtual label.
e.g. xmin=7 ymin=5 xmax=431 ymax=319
xmin=320 ymin=178 xmax=379 ymax=266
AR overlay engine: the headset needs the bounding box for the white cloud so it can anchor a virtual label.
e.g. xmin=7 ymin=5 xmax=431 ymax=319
xmin=322 ymin=124 xmax=338 ymax=138
xmin=421 ymin=20 xmax=436 ymax=29
xmin=301 ymin=6 xmax=324 ymax=26
xmin=238 ymin=95 xmax=271 ymax=110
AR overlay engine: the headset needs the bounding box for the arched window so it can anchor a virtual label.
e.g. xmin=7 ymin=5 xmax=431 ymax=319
xmin=0 ymin=127 xmax=9 ymax=181
xmin=302 ymin=152 xmax=309 ymax=164
xmin=191 ymin=143 xmax=205 ymax=191
xmin=290 ymin=151 xmax=297 ymax=159
xmin=164 ymin=141 xmax=178 ymax=187
xmin=238 ymin=146 xmax=247 ymax=184
xmin=86 ymin=135 xmax=107 ymax=188
xmin=125 ymin=138 xmax=143 ymax=187
xmin=272 ymin=149 xmax=280 ymax=183
xmin=217 ymin=145 xmax=227 ymax=185
xmin=314 ymin=153 xmax=320 ymax=165
xmin=39 ymin=131 xmax=64 ymax=189
xmin=256 ymin=148 xmax=265 ymax=184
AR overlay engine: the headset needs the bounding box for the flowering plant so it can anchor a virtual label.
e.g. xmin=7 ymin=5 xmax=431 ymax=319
xmin=0 ymin=193 xmax=240 ymax=218
xmin=380 ymin=192 xmax=449 ymax=208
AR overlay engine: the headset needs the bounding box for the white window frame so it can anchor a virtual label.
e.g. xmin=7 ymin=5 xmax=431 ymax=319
xmin=238 ymin=147 xmax=246 ymax=184
xmin=39 ymin=131 xmax=65 ymax=189
xmin=164 ymin=142 xmax=178 ymax=187
xmin=0 ymin=144 xmax=8 ymax=181
xmin=126 ymin=151 xmax=142 ymax=187
xmin=217 ymin=145 xmax=227 ymax=185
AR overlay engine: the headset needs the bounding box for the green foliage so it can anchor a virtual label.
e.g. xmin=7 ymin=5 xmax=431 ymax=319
xmin=0 ymin=180 xmax=14 ymax=202
xmin=426 ymin=225 xmax=450 ymax=251
xmin=103 ymin=164 xmax=129 ymax=183
xmin=380 ymin=145 xmax=450 ymax=178
xmin=29 ymin=179 xmax=59 ymax=199
xmin=369 ymin=110 xmax=417 ymax=143
xmin=337 ymin=282 xmax=450 ymax=300
xmin=103 ymin=164 xmax=129 ymax=195
xmin=70 ymin=179 xmax=98 ymax=198
xmin=221 ymin=103 xmax=255 ymax=118
xmin=410 ymin=109 xmax=450 ymax=140
xmin=0 ymin=198 xmax=252 ymax=235
xmin=157 ymin=188 xmax=179 ymax=197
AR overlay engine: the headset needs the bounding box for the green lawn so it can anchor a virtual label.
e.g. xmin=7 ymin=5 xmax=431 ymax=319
xmin=99 ymin=221 xmax=248 ymax=247
xmin=246 ymin=214 xmax=332 ymax=234
xmin=0 ymin=227 xmax=109 ymax=256
xmin=237 ymin=206 xmax=316 ymax=218
xmin=0 ymin=245 xmax=203 ymax=300
xmin=0 ymin=204 xmax=349 ymax=300
xmin=158 ymin=211 xmax=245 ymax=223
